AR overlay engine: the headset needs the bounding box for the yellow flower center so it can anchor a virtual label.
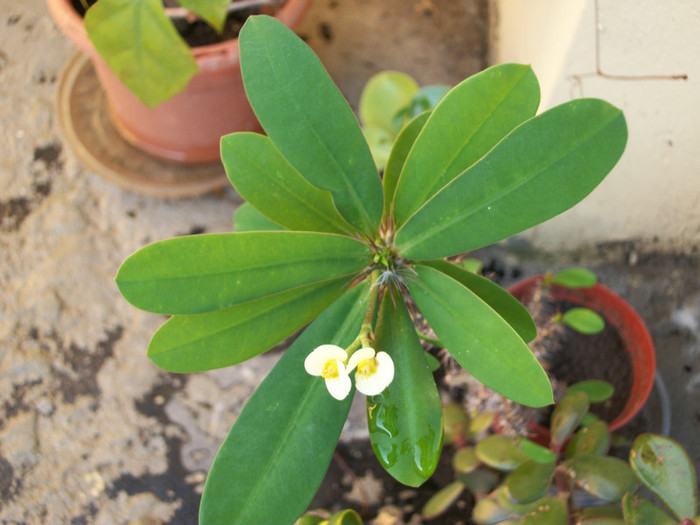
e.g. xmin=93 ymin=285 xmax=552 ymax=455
xmin=357 ymin=358 xmax=377 ymax=379
xmin=322 ymin=360 xmax=340 ymax=379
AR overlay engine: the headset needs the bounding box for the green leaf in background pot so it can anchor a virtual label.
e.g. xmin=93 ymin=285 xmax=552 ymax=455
xmin=116 ymin=231 xmax=371 ymax=315
xmin=551 ymin=267 xmax=598 ymax=288
xmin=622 ymin=493 xmax=678 ymax=525
xmin=563 ymin=307 xmax=605 ymax=334
xmin=383 ymin=112 xmax=430 ymax=214
xmin=520 ymin=496 xmax=568 ymax=525
xmin=392 ymin=63 xmax=540 ymax=226
xmin=85 ymin=0 xmax=198 ymax=108
xmin=368 ymin=288 xmax=443 ymax=487
xmin=453 ymin=446 xmax=479 ymax=474
xmin=233 ymin=203 xmax=285 ymax=232
xmin=328 ymin=509 xmax=363 ymax=525
xmin=472 ymin=497 xmax=511 ymax=524
xmin=147 ymin=276 xmax=350 ymax=373
xmin=407 ymin=265 xmax=552 ymax=408
xmin=422 ymin=259 xmax=537 ymax=342
xmin=394 ymin=98 xmax=627 ymax=259
xmin=239 ymin=16 xmax=383 ymax=237
xmin=393 ymin=85 xmax=450 ymax=130
xmin=564 ymin=456 xmax=638 ymax=503
xmin=199 ymin=283 xmax=368 ymax=524
xmin=222 ymin=133 xmax=353 ymax=234
xmin=630 ymin=434 xmax=698 ymax=520
xmin=359 ymin=71 xmax=419 ymax=132
xmin=363 ymin=125 xmax=395 ymax=171
xmin=504 ymin=459 xmax=555 ymax=504
xmin=565 ymin=420 xmax=611 ymax=459
xmin=475 ymin=435 xmax=530 ymax=471
xmin=421 ymin=480 xmax=465 ymax=520
xmin=176 ymin=0 xmax=230 ymax=31
xmin=579 ymin=505 xmax=624 ymax=521
xmin=550 ymin=390 xmax=590 ymax=448
xmin=567 ymin=380 xmax=615 ymax=403
xmin=519 ymin=437 xmax=557 ymax=464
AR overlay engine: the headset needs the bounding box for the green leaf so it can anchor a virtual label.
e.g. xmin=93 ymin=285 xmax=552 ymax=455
xmin=630 ymin=434 xmax=698 ymax=520
xmin=239 ymin=16 xmax=383 ymax=236
xmin=328 ymin=509 xmax=363 ymax=525
xmin=176 ymin=0 xmax=230 ymax=32
xmin=519 ymin=437 xmax=557 ymax=464
xmin=563 ymin=307 xmax=605 ymax=335
xmin=421 ymin=259 xmax=537 ymax=342
xmin=505 ymin=459 xmax=556 ymax=504
xmin=359 ymin=71 xmax=419 ymax=132
xmin=421 ymin=480 xmax=465 ymax=520
xmin=564 ymin=456 xmax=638 ymax=503
xmin=85 ymin=0 xmax=198 ymax=107
xmin=148 ymin=276 xmax=349 ymax=373
xmin=622 ymin=493 xmax=678 ymax=525
xmin=363 ymin=125 xmax=395 ymax=171
xmin=567 ymin=380 xmax=615 ymax=403
xmin=384 ymin=112 xmax=431 ymax=213
xmin=199 ymin=283 xmax=369 ymax=524
xmin=407 ymin=265 xmax=552 ymax=407
xmin=565 ymin=421 xmax=611 ymax=459
xmin=116 ymin=231 xmax=371 ymax=314
xmin=394 ymin=98 xmax=627 ymax=259
xmin=443 ymin=403 xmax=470 ymax=445
xmin=453 ymin=446 xmax=479 ymax=474
xmin=394 ymin=85 xmax=450 ymax=129
xmin=458 ymin=468 xmax=500 ymax=497
xmin=367 ymin=289 xmax=443 ymax=487
xmin=472 ymin=497 xmax=512 ymax=525
xmin=550 ymin=390 xmax=590 ymax=448
xmin=551 ymin=268 xmax=598 ymax=289
xmin=579 ymin=505 xmax=624 ymax=520
xmin=233 ymin=203 xmax=285 ymax=232
xmin=392 ymin=63 xmax=540 ymax=226
xmin=520 ymin=497 xmax=568 ymax=525
xmin=222 ymin=133 xmax=353 ymax=234
xmin=475 ymin=435 xmax=530 ymax=471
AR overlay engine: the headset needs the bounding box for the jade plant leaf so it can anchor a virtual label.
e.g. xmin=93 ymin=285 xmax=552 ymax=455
xmin=519 ymin=496 xmax=568 ymax=525
xmin=239 ymin=16 xmax=383 ymax=237
xmin=84 ymin=0 xmax=198 ymax=108
xmin=475 ymin=435 xmax=530 ymax=471
xmin=565 ymin=420 xmax=611 ymax=459
xmin=147 ymin=276 xmax=350 ymax=373
xmin=392 ymin=63 xmax=540 ymax=226
xmin=564 ymin=456 xmax=638 ymax=503
xmin=472 ymin=497 xmax=512 ymax=525
xmin=359 ymin=71 xmax=419 ymax=132
xmin=505 ymin=459 xmax=556 ymax=504
xmin=233 ymin=203 xmax=285 ymax=232
xmin=519 ymin=437 xmax=557 ymax=464
xmin=367 ymin=288 xmax=443 ymax=487
xmin=622 ymin=493 xmax=678 ymax=525
xmin=383 ymin=112 xmax=431 ymax=214
xmin=563 ymin=307 xmax=605 ymax=335
xmin=550 ymin=390 xmax=590 ymax=448
xmin=407 ymin=265 xmax=552 ymax=408
xmin=453 ymin=446 xmax=479 ymax=474
xmin=176 ymin=0 xmax=230 ymax=32
xmin=199 ymin=283 xmax=369 ymax=524
xmin=422 ymin=259 xmax=537 ymax=342
xmin=579 ymin=504 xmax=624 ymax=521
xmin=394 ymin=98 xmax=628 ymax=259
xmin=115 ymin=231 xmax=371 ymax=315
xmin=630 ymin=434 xmax=698 ymax=520
xmin=567 ymin=380 xmax=614 ymax=403
xmin=422 ymin=480 xmax=465 ymax=520
xmin=222 ymin=133 xmax=353 ymax=234
xmin=551 ymin=267 xmax=597 ymax=288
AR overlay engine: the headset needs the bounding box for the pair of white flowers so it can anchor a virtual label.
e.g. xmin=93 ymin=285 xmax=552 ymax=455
xmin=304 ymin=344 xmax=395 ymax=400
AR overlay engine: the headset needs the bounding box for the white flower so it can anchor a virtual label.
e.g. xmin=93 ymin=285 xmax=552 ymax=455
xmin=347 ymin=347 xmax=394 ymax=396
xmin=304 ymin=344 xmax=352 ymax=400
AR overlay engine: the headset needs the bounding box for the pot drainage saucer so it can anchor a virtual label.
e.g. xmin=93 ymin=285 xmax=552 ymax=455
xmin=56 ymin=52 xmax=228 ymax=198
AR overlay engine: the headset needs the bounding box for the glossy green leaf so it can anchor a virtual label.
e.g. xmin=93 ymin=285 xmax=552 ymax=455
xmin=393 ymin=63 xmax=540 ymax=226
xmin=85 ymin=0 xmax=198 ymax=107
xmin=367 ymin=289 xmax=443 ymax=487
xmin=148 ymin=276 xmax=349 ymax=373
xmin=239 ymin=16 xmax=383 ymax=236
xmin=233 ymin=203 xmax=285 ymax=232
xmin=550 ymin=390 xmax=590 ymax=448
xmin=199 ymin=283 xmax=368 ymax=524
xmin=564 ymin=456 xmax=638 ymax=503
xmin=475 ymin=435 xmax=530 ymax=471
xmin=328 ymin=509 xmax=363 ymax=525
xmin=563 ymin=307 xmax=605 ymax=335
xmin=222 ymin=133 xmax=352 ymax=234
xmin=622 ymin=493 xmax=678 ymax=525
xmin=453 ymin=446 xmax=479 ymax=474
xmin=116 ymin=231 xmax=371 ymax=315
xmin=505 ymin=459 xmax=556 ymax=504
xmin=384 ymin=112 xmax=431 ymax=214
xmin=421 ymin=480 xmax=465 ymax=520
xmin=630 ymin=434 xmax=698 ymax=520
xmin=520 ymin=497 xmax=568 ymax=525
xmin=565 ymin=421 xmax=611 ymax=459
xmin=422 ymin=259 xmax=537 ymax=342
xmin=176 ymin=0 xmax=230 ymax=31
xmin=394 ymin=98 xmax=627 ymax=259
xmin=407 ymin=265 xmax=552 ymax=407
xmin=568 ymin=380 xmax=614 ymax=404
xmin=359 ymin=71 xmax=419 ymax=132
xmin=296 ymin=514 xmax=326 ymax=525
xmin=551 ymin=268 xmax=597 ymax=289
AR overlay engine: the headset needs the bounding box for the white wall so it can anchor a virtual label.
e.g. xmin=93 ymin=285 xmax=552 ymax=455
xmin=491 ymin=0 xmax=700 ymax=251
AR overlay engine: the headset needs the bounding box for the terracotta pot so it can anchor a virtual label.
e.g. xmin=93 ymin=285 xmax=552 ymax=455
xmin=508 ymin=275 xmax=656 ymax=434
xmin=46 ymin=0 xmax=313 ymax=163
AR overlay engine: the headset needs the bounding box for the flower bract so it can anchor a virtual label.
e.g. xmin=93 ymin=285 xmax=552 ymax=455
xmin=304 ymin=344 xmax=352 ymax=400
xmin=347 ymin=347 xmax=395 ymax=396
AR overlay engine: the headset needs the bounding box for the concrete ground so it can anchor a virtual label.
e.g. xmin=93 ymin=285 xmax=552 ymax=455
xmin=0 ymin=0 xmax=698 ymax=524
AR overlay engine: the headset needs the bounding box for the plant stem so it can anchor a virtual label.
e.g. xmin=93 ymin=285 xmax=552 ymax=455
xmin=346 ymin=270 xmax=381 ymax=355
xmin=416 ymin=329 xmax=442 ymax=347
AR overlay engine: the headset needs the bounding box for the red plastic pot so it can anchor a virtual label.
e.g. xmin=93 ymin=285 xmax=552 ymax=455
xmin=508 ymin=275 xmax=656 ymax=434
xmin=46 ymin=0 xmax=313 ymax=164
